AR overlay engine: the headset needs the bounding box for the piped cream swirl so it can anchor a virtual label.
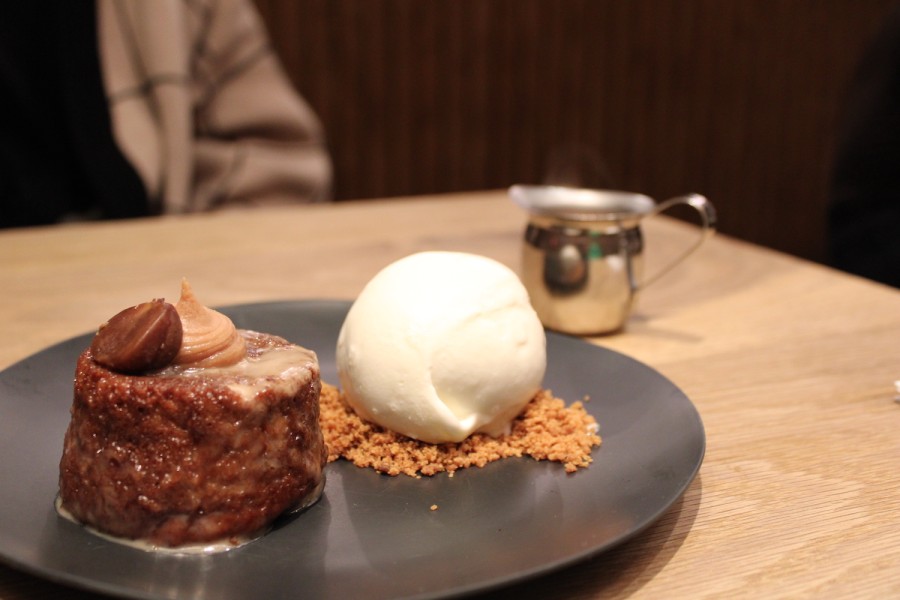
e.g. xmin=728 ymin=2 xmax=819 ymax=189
xmin=173 ymin=279 xmax=246 ymax=368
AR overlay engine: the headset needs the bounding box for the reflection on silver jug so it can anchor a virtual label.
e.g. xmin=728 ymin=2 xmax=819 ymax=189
xmin=510 ymin=185 xmax=716 ymax=335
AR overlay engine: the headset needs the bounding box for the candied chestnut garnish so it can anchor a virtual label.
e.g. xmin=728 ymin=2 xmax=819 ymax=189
xmin=90 ymin=299 xmax=183 ymax=373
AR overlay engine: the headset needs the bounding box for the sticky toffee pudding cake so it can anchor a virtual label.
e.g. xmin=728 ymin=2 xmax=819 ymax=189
xmin=58 ymin=282 xmax=326 ymax=551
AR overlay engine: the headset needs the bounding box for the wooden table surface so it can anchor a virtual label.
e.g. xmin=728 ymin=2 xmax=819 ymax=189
xmin=1 ymin=191 xmax=898 ymax=599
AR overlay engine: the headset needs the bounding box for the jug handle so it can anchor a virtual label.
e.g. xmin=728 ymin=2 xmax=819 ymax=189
xmin=637 ymin=194 xmax=717 ymax=290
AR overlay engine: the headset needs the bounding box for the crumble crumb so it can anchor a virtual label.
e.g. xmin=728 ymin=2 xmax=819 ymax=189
xmin=430 ymin=504 xmax=439 ymax=511
xmin=319 ymin=384 xmax=601 ymax=477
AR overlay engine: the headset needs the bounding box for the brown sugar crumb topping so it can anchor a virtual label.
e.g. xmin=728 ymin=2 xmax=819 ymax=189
xmin=319 ymin=384 xmax=601 ymax=477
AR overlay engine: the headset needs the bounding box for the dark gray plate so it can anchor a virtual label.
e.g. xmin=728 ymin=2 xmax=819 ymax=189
xmin=0 ymin=300 xmax=704 ymax=599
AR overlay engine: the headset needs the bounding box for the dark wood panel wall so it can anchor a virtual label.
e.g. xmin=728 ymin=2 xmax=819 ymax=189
xmin=254 ymin=0 xmax=894 ymax=262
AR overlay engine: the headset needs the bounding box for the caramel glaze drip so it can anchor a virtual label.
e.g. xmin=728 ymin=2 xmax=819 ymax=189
xmin=173 ymin=279 xmax=246 ymax=368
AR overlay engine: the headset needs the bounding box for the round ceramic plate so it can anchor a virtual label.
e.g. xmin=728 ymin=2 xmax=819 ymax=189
xmin=0 ymin=300 xmax=704 ymax=599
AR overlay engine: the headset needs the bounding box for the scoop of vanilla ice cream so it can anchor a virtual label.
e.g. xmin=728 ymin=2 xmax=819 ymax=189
xmin=336 ymin=251 xmax=547 ymax=444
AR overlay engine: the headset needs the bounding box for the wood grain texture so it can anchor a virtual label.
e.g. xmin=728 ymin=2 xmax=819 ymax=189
xmin=253 ymin=0 xmax=895 ymax=262
xmin=0 ymin=191 xmax=898 ymax=598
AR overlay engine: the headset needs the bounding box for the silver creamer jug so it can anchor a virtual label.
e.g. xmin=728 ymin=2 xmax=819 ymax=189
xmin=510 ymin=185 xmax=716 ymax=335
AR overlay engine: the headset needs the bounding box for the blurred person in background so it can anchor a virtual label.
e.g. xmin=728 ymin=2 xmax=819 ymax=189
xmin=0 ymin=0 xmax=331 ymax=229
xmin=828 ymin=3 xmax=900 ymax=288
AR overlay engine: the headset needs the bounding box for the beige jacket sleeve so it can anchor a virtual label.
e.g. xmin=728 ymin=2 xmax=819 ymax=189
xmin=96 ymin=0 xmax=332 ymax=213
